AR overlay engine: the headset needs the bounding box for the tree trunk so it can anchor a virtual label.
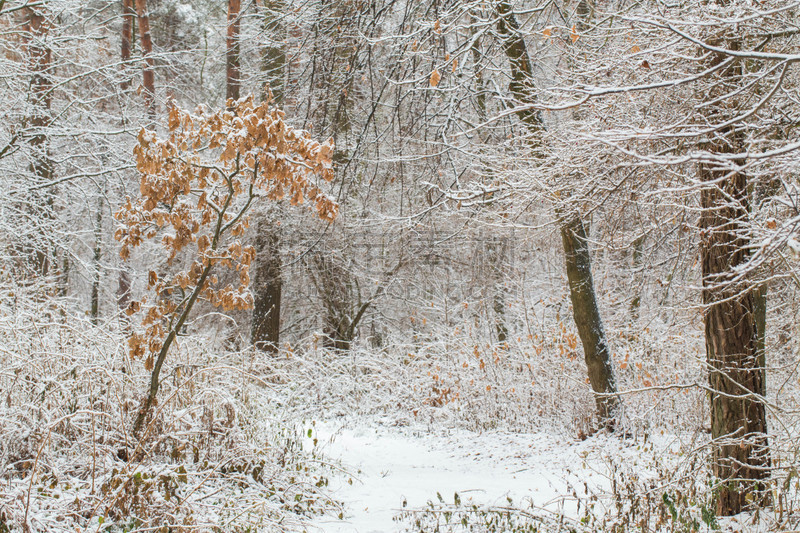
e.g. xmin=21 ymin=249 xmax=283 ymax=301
xmin=260 ymin=0 xmax=286 ymax=104
xmin=117 ymin=270 xmax=131 ymax=312
xmin=488 ymin=237 xmax=508 ymax=343
xmin=251 ymin=219 xmax=282 ymax=353
xmin=309 ymin=252 xmax=354 ymax=352
xmin=697 ymin=24 xmax=770 ymax=514
xmin=561 ymin=217 xmax=621 ymax=425
xmin=226 ymin=0 xmax=241 ymax=102
xmin=701 ymin=157 xmax=770 ymax=515
xmin=134 ymin=0 xmax=155 ymax=118
xmin=470 ymin=21 xmax=507 ymax=344
xmin=754 ymin=284 xmax=767 ymax=392
xmin=495 ymin=1 xmax=620 ymax=427
xmin=629 ymin=234 xmax=645 ymax=321
xmin=250 ymin=2 xmax=287 ymax=354
xmin=121 ymin=0 xmax=135 ymax=90
xmin=495 ymin=1 xmax=538 ymax=129
xmin=118 ymin=0 xmax=135 ymax=316
xmin=134 ymin=261 xmax=213 ymax=437
xmin=90 ymin=196 xmax=102 ymax=324
xmin=25 ymin=6 xmax=54 ymax=278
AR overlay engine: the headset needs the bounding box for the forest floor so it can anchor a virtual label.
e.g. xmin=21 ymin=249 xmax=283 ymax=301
xmin=303 ymin=416 xmax=668 ymax=533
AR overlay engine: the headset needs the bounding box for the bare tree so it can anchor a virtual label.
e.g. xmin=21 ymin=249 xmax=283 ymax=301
xmin=494 ymin=0 xmax=621 ymax=427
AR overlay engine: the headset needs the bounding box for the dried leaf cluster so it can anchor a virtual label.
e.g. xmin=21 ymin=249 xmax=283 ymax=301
xmin=115 ymin=95 xmax=337 ymax=368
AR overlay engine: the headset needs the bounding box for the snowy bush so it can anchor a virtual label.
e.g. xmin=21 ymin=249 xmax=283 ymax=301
xmin=0 ymin=282 xmax=337 ymax=532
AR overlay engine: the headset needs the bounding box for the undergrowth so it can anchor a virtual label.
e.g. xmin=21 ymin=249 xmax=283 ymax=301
xmin=0 ymin=283 xmax=338 ymax=532
xmin=4 ymin=279 xmax=800 ymax=532
xmin=395 ymin=438 xmax=800 ymax=533
xmin=273 ymin=320 xmax=707 ymax=436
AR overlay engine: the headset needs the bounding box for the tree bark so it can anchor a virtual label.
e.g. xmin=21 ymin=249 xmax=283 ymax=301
xmin=25 ymin=6 xmax=54 ymax=278
xmin=117 ymin=270 xmax=131 ymax=312
xmin=251 ymin=219 xmax=282 ymax=353
xmin=134 ymin=0 xmax=155 ymax=118
xmin=701 ymin=152 xmax=770 ymax=515
xmin=226 ymin=0 xmax=241 ymax=102
xmin=754 ymin=284 xmax=767 ymax=392
xmin=91 ymin=196 xmax=102 ymax=324
xmin=488 ymin=237 xmax=508 ymax=343
xmin=309 ymin=251 xmax=354 ymax=352
xmin=629 ymin=234 xmax=645 ymax=321
xmin=561 ymin=217 xmax=621 ymax=424
xmin=121 ymin=0 xmax=135 ymax=90
xmin=696 ymin=23 xmax=770 ymax=514
xmin=118 ymin=0 xmax=135 ymax=317
xmin=470 ymin=21 xmax=507 ymax=344
xmin=495 ymin=1 xmax=538 ymax=128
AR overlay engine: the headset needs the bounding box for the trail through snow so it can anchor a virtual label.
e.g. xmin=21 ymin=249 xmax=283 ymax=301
xmin=304 ymin=419 xmax=639 ymax=533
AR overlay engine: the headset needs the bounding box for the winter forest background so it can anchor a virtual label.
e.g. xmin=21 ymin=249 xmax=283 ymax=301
xmin=1 ymin=0 xmax=800 ymax=531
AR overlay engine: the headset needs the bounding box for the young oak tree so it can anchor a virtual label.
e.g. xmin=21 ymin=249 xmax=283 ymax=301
xmin=115 ymin=95 xmax=337 ymax=436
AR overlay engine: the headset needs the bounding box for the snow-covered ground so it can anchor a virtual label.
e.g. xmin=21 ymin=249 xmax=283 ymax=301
xmin=304 ymin=418 xmax=660 ymax=532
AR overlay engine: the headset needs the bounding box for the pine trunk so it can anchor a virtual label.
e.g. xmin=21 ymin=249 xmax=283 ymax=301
xmin=226 ymin=0 xmax=241 ymax=102
xmin=121 ymin=0 xmax=134 ymax=90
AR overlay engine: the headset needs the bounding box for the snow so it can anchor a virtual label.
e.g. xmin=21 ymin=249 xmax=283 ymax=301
xmin=304 ymin=418 xmax=647 ymax=533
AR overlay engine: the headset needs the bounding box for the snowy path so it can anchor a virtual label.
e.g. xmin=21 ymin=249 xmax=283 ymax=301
xmin=305 ymin=420 xmax=629 ymax=533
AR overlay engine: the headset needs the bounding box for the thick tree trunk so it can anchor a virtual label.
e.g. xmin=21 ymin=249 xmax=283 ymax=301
xmin=697 ymin=22 xmax=770 ymax=513
xmin=309 ymin=252 xmax=354 ymax=352
xmin=700 ymin=156 xmax=770 ymax=515
xmin=226 ymin=0 xmax=241 ymax=102
xmin=134 ymin=0 xmax=155 ymax=118
xmin=251 ymin=220 xmax=282 ymax=353
xmin=561 ymin=217 xmax=620 ymax=426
